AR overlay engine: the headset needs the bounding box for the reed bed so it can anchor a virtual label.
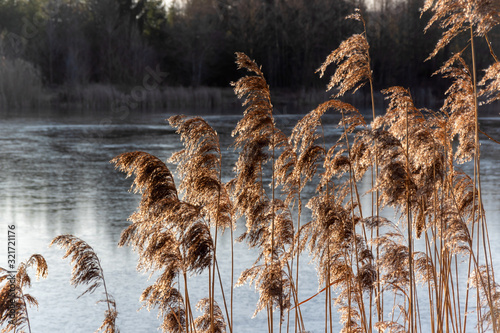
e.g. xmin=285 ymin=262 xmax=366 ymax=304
xmin=1 ymin=2 xmax=499 ymax=333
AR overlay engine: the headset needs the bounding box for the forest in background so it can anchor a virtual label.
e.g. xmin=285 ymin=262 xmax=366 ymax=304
xmin=0 ymin=0 xmax=499 ymax=109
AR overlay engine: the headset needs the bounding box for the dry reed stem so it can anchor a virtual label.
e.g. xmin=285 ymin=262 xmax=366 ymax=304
xmin=105 ymin=4 xmax=500 ymax=328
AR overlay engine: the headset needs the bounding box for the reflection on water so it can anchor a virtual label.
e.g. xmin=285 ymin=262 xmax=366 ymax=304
xmin=0 ymin=109 xmax=499 ymax=332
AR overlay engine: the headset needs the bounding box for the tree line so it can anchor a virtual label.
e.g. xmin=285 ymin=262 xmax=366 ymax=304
xmin=0 ymin=0 xmax=498 ymax=96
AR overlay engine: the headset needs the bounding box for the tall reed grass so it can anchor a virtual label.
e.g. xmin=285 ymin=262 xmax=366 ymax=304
xmin=1 ymin=2 xmax=499 ymax=333
xmin=107 ymin=4 xmax=500 ymax=333
xmin=0 ymin=58 xmax=45 ymax=109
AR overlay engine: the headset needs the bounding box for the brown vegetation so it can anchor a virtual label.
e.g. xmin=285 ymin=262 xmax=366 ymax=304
xmin=108 ymin=4 xmax=500 ymax=332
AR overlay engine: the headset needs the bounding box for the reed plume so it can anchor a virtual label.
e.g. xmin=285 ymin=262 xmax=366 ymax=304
xmin=316 ymin=9 xmax=372 ymax=98
xmin=112 ymin=151 xmax=214 ymax=332
xmin=141 ymin=279 xmax=186 ymax=333
xmin=111 ymin=151 xmax=209 ymax=272
xmin=434 ymin=54 xmax=476 ymax=164
xmin=303 ymin=190 xmax=374 ymax=332
xmin=479 ymin=61 xmax=500 ymax=104
xmin=423 ymin=0 xmax=500 ymax=59
xmin=168 ymin=114 xmax=234 ymax=331
xmin=50 ymin=235 xmax=118 ymax=333
xmin=194 ymin=298 xmax=227 ymax=333
xmin=168 ymin=115 xmax=232 ymax=230
xmin=316 ymin=10 xmax=385 ymax=328
xmin=371 ymin=87 xmax=441 ymax=213
xmin=452 ymin=170 xmax=482 ymax=223
xmin=230 ymin=52 xmax=274 ymax=226
xmin=275 ymin=95 xmax=337 ymax=332
xmin=235 ymin=198 xmax=294 ymax=319
xmin=0 ymin=254 xmax=48 ymax=333
xmin=276 ymin=102 xmax=328 ymax=206
xmin=230 ymin=52 xmax=283 ymax=220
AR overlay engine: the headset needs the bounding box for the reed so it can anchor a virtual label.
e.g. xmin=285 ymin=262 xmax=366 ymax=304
xmin=167 ymin=115 xmax=234 ymax=332
xmin=0 ymin=254 xmax=48 ymax=333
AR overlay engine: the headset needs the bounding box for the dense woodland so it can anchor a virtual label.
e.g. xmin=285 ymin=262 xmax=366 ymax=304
xmin=0 ymin=0 xmax=499 ymax=99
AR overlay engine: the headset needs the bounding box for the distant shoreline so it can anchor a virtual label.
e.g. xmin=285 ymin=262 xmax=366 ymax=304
xmin=38 ymin=84 xmax=500 ymax=116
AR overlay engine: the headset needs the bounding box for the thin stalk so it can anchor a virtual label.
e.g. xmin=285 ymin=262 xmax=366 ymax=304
xmin=424 ymin=231 xmax=436 ymax=333
xmin=363 ymin=11 xmax=382 ymax=322
xmin=214 ymin=257 xmax=231 ymax=331
xmin=324 ymin=259 xmax=328 ymax=333
xmin=319 ymin=121 xmax=334 ymax=333
xmin=295 ymin=190 xmax=301 ymax=333
xmin=341 ymin=111 xmax=368 ymax=332
xmin=287 ymin=308 xmax=290 ymax=333
xmin=184 ymin=272 xmax=191 ymax=333
xmin=268 ymin=278 xmax=273 ymax=333
xmin=436 ymin=163 xmax=445 ymax=332
xmin=471 ymin=26 xmax=499 ymax=333
xmin=470 ymin=25 xmax=483 ymax=333
xmin=345 ymin=246 xmax=353 ymax=333
xmin=454 ymin=256 xmax=462 ymax=333
xmin=463 ymin=247 xmax=473 ymax=333
xmin=328 ymin=242 xmax=332 ymax=333
xmin=484 ymin=33 xmax=499 ymax=63
xmin=284 ymin=261 xmax=306 ymax=331
xmin=271 ymin=118 xmax=276 ymax=333
xmin=415 ymin=281 xmax=423 ymax=333
xmin=269 ymin=303 xmax=274 ymax=333
xmin=406 ymin=102 xmax=415 ymax=333
xmin=96 ymin=258 xmax=113 ymax=319
xmin=22 ymin=295 xmax=32 ymax=333
xmin=283 ymin=263 xmax=293 ymax=333
xmin=268 ymin=304 xmax=272 ymax=333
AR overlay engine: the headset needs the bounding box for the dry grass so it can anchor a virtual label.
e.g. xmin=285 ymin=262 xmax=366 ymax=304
xmin=106 ymin=6 xmax=499 ymax=333
xmin=0 ymin=254 xmax=48 ymax=333
xmin=50 ymin=235 xmax=119 ymax=333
